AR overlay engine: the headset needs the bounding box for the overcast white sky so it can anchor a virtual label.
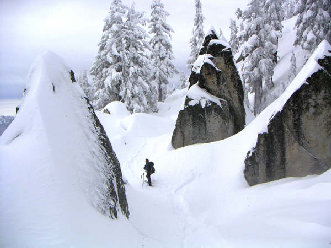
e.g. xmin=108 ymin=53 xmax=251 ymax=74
xmin=0 ymin=0 xmax=249 ymax=99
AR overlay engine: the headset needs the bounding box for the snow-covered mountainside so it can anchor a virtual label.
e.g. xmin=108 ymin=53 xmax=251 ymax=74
xmin=0 ymin=46 xmax=330 ymax=247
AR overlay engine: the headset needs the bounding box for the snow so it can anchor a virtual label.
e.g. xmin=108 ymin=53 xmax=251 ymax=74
xmin=209 ymin=38 xmax=230 ymax=49
xmin=247 ymin=39 xmax=330 ymax=136
xmin=187 ymin=83 xmax=223 ymax=108
xmin=209 ymin=35 xmax=231 ymax=49
xmin=263 ymin=16 xmax=312 ymax=107
xmin=0 ymin=52 xmax=139 ymax=247
xmin=192 ymin=54 xmax=215 ymax=73
xmin=1 ymin=46 xmax=331 ymax=248
xmin=206 ymin=26 xmax=219 ymax=38
xmin=103 ymin=101 xmax=130 ymax=117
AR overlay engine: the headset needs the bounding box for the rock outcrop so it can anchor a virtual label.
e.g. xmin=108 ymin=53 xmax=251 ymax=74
xmin=84 ymin=97 xmax=129 ymax=218
xmin=244 ymin=44 xmax=331 ymax=186
xmin=172 ymin=29 xmax=245 ymax=149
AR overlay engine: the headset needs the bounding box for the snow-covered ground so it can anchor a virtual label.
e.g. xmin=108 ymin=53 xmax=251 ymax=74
xmin=98 ymin=42 xmax=331 ymax=245
xmin=0 ymin=43 xmax=330 ymax=248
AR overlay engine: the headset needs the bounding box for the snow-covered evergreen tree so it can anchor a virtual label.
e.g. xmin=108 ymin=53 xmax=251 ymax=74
xmin=219 ymin=28 xmax=223 ymax=38
xmin=119 ymin=4 xmax=157 ymax=113
xmin=294 ymin=0 xmax=331 ymax=52
xmin=288 ymin=51 xmax=297 ymax=83
xmin=179 ymin=71 xmax=189 ymax=89
xmin=77 ymin=70 xmax=92 ymax=100
xmin=229 ymin=19 xmax=239 ymax=53
xmin=90 ymin=0 xmax=127 ymax=109
xmin=238 ymin=0 xmax=283 ymax=115
xmin=149 ymin=0 xmax=177 ymax=102
xmin=187 ymin=0 xmax=205 ymax=69
xmin=261 ymin=0 xmax=283 ymax=85
xmin=284 ymin=0 xmax=297 ymax=19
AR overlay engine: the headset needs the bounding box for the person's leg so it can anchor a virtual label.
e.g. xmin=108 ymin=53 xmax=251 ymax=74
xmin=146 ymin=173 xmax=152 ymax=186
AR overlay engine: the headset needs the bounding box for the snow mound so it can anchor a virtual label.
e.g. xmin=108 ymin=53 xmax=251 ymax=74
xmin=0 ymin=52 xmax=136 ymax=247
xmin=103 ymin=101 xmax=130 ymax=116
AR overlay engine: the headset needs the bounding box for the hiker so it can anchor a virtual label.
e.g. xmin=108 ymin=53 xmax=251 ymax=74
xmin=144 ymin=159 xmax=155 ymax=186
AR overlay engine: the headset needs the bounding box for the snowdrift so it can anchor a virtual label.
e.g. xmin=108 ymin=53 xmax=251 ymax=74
xmin=98 ymin=42 xmax=331 ymax=247
xmin=0 ymin=52 xmax=136 ymax=247
xmin=0 ymin=42 xmax=330 ymax=247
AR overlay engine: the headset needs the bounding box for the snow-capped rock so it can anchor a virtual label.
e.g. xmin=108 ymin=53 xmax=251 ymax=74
xmin=244 ymin=40 xmax=331 ymax=186
xmin=172 ymin=28 xmax=245 ymax=149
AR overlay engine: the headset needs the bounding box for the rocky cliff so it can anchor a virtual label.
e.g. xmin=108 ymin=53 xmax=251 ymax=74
xmin=244 ymin=44 xmax=331 ymax=186
xmin=172 ymin=29 xmax=245 ymax=149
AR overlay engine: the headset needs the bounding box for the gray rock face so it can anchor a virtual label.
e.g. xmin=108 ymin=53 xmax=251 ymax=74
xmin=84 ymin=97 xmax=130 ymax=219
xmin=172 ymin=30 xmax=245 ymax=149
xmin=244 ymin=54 xmax=331 ymax=186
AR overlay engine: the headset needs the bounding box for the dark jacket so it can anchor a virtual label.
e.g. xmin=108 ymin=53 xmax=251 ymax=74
xmin=144 ymin=162 xmax=154 ymax=175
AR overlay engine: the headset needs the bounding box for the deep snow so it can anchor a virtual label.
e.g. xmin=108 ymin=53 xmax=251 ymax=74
xmin=1 ymin=34 xmax=331 ymax=248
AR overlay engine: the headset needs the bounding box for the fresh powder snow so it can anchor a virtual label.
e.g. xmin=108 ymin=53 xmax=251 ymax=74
xmin=1 ymin=44 xmax=330 ymax=247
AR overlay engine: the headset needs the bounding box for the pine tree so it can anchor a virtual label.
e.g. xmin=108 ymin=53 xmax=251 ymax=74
xmin=261 ymin=0 xmax=283 ymax=86
xmin=149 ymin=0 xmax=177 ymax=102
xmin=77 ymin=70 xmax=92 ymax=100
xmin=90 ymin=0 xmax=127 ymax=109
xmin=229 ymin=19 xmax=239 ymax=53
xmin=294 ymin=0 xmax=331 ymax=52
xmin=288 ymin=51 xmax=297 ymax=83
xmin=284 ymin=0 xmax=297 ymax=19
xmin=238 ymin=0 xmax=283 ymax=115
xmin=119 ymin=4 xmax=157 ymax=113
xmin=219 ymin=28 xmax=223 ymax=38
xmin=179 ymin=72 xmax=189 ymax=89
xmin=238 ymin=0 xmax=265 ymax=115
xmin=187 ymin=0 xmax=205 ymax=69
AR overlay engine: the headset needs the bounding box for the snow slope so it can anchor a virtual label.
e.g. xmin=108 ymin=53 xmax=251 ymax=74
xmin=0 ymin=52 xmax=139 ymax=247
xmin=98 ymin=41 xmax=331 ymax=247
xmin=1 ymin=44 xmax=331 ymax=248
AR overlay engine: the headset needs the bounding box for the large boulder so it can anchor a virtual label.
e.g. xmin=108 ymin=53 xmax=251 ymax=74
xmin=172 ymin=28 xmax=245 ymax=149
xmin=244 ymin=42 xmax=331 ymax=186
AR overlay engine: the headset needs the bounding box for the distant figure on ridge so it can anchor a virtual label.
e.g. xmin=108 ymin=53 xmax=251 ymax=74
xmin=144 ymin=159 xmax=155 ymax=186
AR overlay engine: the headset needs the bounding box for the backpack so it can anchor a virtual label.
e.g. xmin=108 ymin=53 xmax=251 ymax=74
xmin=150 ymin=162 xmax=155 ymax=174
xmin=145 ymin=162 xmax=155 ymax=174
